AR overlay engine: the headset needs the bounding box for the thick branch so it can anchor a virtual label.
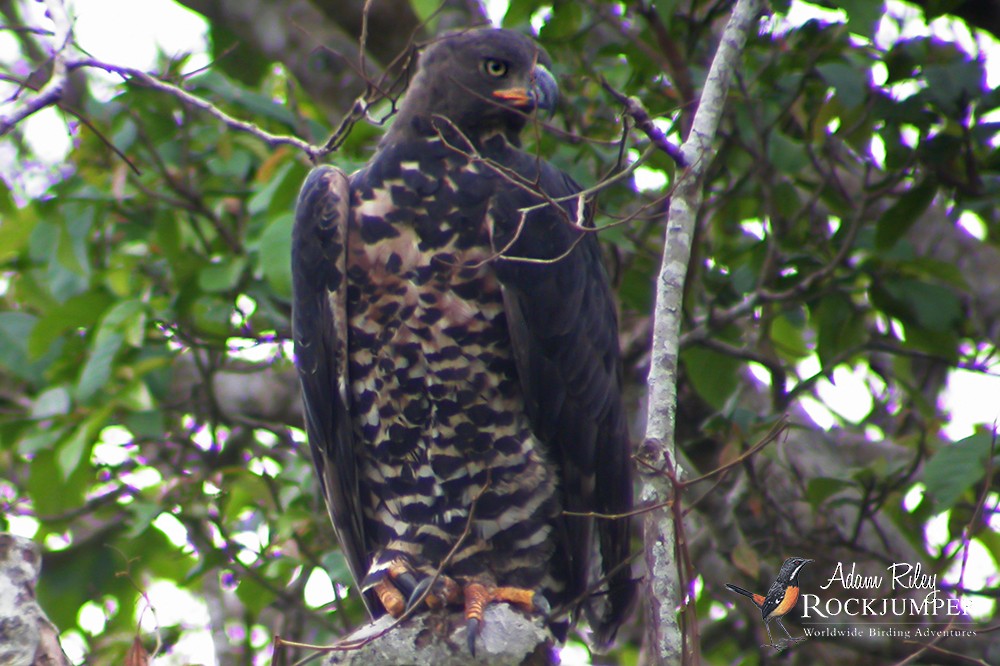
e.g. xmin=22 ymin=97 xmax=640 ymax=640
xmin=276 ymin=605 xmax=554 ymax=665
xmin=638 ymin=0 xmax=764 ymax=664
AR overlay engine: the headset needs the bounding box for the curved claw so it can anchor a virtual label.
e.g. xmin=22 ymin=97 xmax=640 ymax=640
xmin=394 ymin=570 xmax=418 ymax=598
xmin=405 ymin=576 xmax=433 ymax=613
xmin=532 ymin=593 xmax=551 ymax=617
xmin=466 ymin=617 xmax=480 ymax=656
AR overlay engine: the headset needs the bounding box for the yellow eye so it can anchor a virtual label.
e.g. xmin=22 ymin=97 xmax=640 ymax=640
xmin=483 ymin=58 xmax=509 ymax=78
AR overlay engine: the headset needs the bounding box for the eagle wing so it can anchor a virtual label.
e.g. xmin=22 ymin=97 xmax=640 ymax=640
xmin=489 ymin=157 xmax=635 ymax=643
xmin=291 ymin=166 xmax=374 ymax=613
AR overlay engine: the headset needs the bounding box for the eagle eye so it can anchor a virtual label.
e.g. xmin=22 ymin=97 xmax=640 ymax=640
xmin=482 ymin=58 xmax=509 ymax=78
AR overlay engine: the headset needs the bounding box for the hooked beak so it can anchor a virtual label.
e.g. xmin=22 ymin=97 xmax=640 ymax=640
xmin=492 ymin=63 xmax=558 ymax=115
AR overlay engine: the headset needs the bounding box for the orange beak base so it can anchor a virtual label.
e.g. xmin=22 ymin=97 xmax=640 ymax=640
xmin=492 ymin=88 xmax=533 ymax=108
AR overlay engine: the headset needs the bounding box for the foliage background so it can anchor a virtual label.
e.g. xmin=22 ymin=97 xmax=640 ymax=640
xmin=1 ymin=0 xmax=999 ymax=664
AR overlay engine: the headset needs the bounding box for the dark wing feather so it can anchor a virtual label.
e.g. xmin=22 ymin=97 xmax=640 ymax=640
xmin=489 ymin=156 xmax=635 ymax=643
xmin=291 ymin=166 xmax=375 ymax=614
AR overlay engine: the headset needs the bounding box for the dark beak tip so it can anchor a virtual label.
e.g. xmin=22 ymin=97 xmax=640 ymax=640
xmin=530 ymin=64 xmax=558 ymax=115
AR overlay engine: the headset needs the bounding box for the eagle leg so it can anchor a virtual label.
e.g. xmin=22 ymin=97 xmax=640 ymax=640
xmin=374 ymin=578 xmax=407 ymax=618
xmin=371 ymin=559 xmax=424 ymax=617
xmin=463 ymin=582 xmax=551 ymax=655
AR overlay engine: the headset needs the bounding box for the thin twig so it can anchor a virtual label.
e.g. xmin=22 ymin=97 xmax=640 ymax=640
xmin=62 ymin=105 xmax=141 ymax=174
xmin=602 ymin=77 xmax=686 ymax=166
xmin=68 ymin=58 xmax=323 ymax=159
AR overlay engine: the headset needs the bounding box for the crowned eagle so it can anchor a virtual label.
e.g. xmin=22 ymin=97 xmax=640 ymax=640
xmin=292 ymin=27 xmax=635 ymax=651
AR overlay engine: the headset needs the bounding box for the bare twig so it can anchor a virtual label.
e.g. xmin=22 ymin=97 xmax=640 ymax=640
xmin=601 ymin=78 xmax=686 ymax=166
xmin=61 ymin=105 xmax=141 ymax=174
xmin=0 ymin=25 xmax=54 ymax=36
xmin=68 ymin=58 xmax=322 ymax=159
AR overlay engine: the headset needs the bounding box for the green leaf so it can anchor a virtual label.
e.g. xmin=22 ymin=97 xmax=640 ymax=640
xmin=77 ymin=328 xmax=124 ymax=401
xmin=0 ymin=312 xmax=49 ymax=383
xmin=680 ymin=345 xmax=742 ymax=410
xmin=206 ymin=148 xmax=253 ymax=180
xmin=806 ymin=477 xmax=855 ymax=508
xmin=222 ymin=470 xmax=275 ymax=523
xmin=540 ymin=3 xmax=582 ymax=40
xmin=875 ymin=179 xmax=937 ymax=249
xmin=770 ymin=311 xmax=811 ymax=359
xmin=57 ymin=425 xmax=92 ymax=481
xmin=198 ymin=257 xmax=247 ymax=293
xmin=235 ymin=574 xmax=277 ymax=615
xmin=254 ymin=212 xmax=293 ymax=299
xmin=0 ymin=200 xmax=38 ymax=263
xmin=502 ymin=0 xmax=538 ymax=28
xmin=125 ymin=501 xmax=163 ymax=539
xmin=191 ymin=71 xmax=299 ymax=127
xmin=189 ymin=295 xmax=234 ymax=338
xmin=817 ymin=62 xmax=867 ymax=109
xmin=28 ymin=290 xmax=114 ymax=359
xmin=923 ymin=60 xmax=984 ymax=119
xmin=923 ymin=433 xmax=995 ymax=510
xmin=840 ymin=0 xmax=883 ymax=37
xmin=248 ymin=160 xmax=305 ymax=217
xmin=814 ymin=294 xmax=865 ymax=366
xmin=56 ymin=405 xmax=113 ymax=479
xmin=208 ymin=24 xmax=271 ymax=86
xmin=19 ymin=426 xmax=66 ymax=456
xmin=35 ymin=521 xmax=132 ymax=630
xmin=321 ymin=551 xmax=353 ymax=585
xmin=31 ymin=386 xmax=72 ymax=419
xmin=410 ymin=0 xmax=442 ymax=22
xmin=102 ymin=298 xmax=148 ymax=347
xmin=28 ymin=447 xmax=89 ymax=516
xmin=879 ymin=279 xmax=961 ymax=333
xmin=772 ymin=181 xmax=802 ymax=220
xmin=124 ymin=409 xmax=165 ymax=439
xmin=56 ymin=205 xmax=94 ymax=277
xmin=767 ymin=132 xmax=809 ymax=174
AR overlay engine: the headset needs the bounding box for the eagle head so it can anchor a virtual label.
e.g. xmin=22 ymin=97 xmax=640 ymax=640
xmin=388 ymin=28 xmax=557 ymax=146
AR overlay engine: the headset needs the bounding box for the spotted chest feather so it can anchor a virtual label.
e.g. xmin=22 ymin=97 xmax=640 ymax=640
xmin=343 ymin=138 xmax=563 ymax=593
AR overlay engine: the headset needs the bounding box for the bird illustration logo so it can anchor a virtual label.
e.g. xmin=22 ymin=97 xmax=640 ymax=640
xmin=726 ymin=556 xmax=813 ymax=649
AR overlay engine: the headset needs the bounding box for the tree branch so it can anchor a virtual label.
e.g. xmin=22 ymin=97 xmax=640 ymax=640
xmin=279 ymin=605 xmax=553 ymax=666
xmin=0 ymin=0 xmax=71 ymax=136
xmin=68 ymin=58 xmax=322 ymax=159
xmin=638 ymin=0 xmax=763 ymax=664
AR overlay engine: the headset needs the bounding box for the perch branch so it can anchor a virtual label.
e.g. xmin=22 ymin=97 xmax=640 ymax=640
xmin=638 ymin=0 xmax=764 ymax=664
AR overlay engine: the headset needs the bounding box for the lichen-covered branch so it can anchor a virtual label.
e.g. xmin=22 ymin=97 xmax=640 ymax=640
xmin=273 ymin=606 xmax=554 ymax=666
xmin=639 ymin=0 xmax=764 ymax=663
xmin=0 ymin=534 xmax=70 ymax=666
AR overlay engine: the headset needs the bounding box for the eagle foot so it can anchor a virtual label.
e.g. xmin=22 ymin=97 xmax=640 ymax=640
xmin=464 ymin=582 xmax=549 ymax=656
xmin=406 ymin=574 xmax=463 ymax=612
